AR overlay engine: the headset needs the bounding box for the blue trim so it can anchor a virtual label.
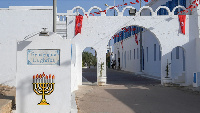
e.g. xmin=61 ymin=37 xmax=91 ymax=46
xmin=27 ymin=49 xmax=60 ymax=65
xmin=194 ymin=73 xmax=197 ymax=83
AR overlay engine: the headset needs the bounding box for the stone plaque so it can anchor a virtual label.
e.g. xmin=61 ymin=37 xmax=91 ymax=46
xmin=27 ymin=49 xmax=60 ymax=65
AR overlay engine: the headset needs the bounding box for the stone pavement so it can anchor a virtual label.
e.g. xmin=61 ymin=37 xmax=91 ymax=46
xmin=75 ymin=68 xmax=200 ymax=113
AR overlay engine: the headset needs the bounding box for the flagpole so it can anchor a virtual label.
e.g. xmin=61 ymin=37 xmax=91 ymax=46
xmin=53 ymin=0 xmax=57 ymax=33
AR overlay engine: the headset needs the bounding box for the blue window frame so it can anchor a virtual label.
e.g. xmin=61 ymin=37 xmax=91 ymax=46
xmin=134 ymin=26 xmax=136 ymax=34
xmin=183 ymin=49 xmax=185 ymax=71
xmin=129 ymin=26 xmax=131 ymax=37
xmin=168 ymin=1 xmax=173 ymax=11
xmin=176 ymin=47 xmax=179 ymax=59
xmin=125 ymin=51 xmax=126 ymax=68
xmin=121 ymin=31 xmax=124 ymax=40
xmin=147 ymin=47 xmax=148 ymax=62
xmin=179 ymin=0 xmax=186 ymax=7
xmin=125 ymin=28 xmax=128 ymax=38
xmin=131 ymin=26 xmax=134 ymax=35
xmin=159 ymin=45 xmax=161 ymax=61
xmin=154 ymin=44 xmax=156 ymax=61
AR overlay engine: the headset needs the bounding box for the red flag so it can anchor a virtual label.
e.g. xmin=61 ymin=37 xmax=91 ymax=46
xmin=75 ymin=15 xmax=83 ymax=35
xmin=135 ymin=34 xmax=138 ymax=45
xmin=144 ymin=0 xmax=148 ymax=2
xmin=136 ymin=0 xmax=139 ymax=3
xmin=178 ymin=15 xmax=186 ymax=35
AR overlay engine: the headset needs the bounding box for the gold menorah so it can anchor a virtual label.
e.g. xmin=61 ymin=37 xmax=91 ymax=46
xmin=32 ymin=72 xmax=55 ymax=105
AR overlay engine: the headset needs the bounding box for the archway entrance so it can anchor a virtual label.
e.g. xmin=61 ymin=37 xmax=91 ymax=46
xmin=69 ymin=5 xmax=192 ymax=87
xmin=107 ymin=25 xmax=162 ymax=84
xmin=82 ymin=47 xmax=97 ymax=84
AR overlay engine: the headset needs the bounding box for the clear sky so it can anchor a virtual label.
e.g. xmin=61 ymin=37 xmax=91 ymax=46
xmin=0 ymin=0 xmax=150 ymax=13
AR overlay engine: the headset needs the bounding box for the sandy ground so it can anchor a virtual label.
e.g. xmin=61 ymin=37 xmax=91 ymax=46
xmin=0 ymin=84 xmax=16 ymax=110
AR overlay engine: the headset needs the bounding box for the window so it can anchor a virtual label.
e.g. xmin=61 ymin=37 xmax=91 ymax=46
xmin=154 ymin=44 xmax=156 ymax=61
xmin=159 ymin=45 xmax=161 ymax=61
xmin=147 ymin=47 xmax=148 ymax=62
xmin=176 ymin=47 xmax=179 ymax=59
xmin=122 ymin=52 xmax=123 ymax=67
xmin=134 ymin=49 xmax=135 ymax=59
xmin=179 ymin=0 xmax=186 ymax=8
xmin=125 ymin=51 xmax=126 ymax=68
xmin=137 ymin=48 xmax=139 ymax=59
xmin=183 ymin=49 xmax=185 ymax=71
xmin=130 ymin=50 xmax=131 ymax=60
xmin=128 ymin=51 xmax=129 ymax=60
xmin=115 ymin=54 xmax=116 ymax=61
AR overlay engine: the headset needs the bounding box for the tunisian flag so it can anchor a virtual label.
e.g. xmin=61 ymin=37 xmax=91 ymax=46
xmin=178 ymin=15 xmax=186 ymax=35
xmin=75 ymin=15 xmax=83 ymax=35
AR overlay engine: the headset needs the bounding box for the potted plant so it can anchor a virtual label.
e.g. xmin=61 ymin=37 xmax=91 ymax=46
xmin=163 ymin=59 xmax=172 ymax=85
xmin=97 ymin=62 xmax=107 ymax=86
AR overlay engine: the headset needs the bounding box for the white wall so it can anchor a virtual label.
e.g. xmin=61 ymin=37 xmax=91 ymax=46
xmin=112 ymin=29 xmax=161 ymax=77
xmin=0 ymin=6 xmax=53 ymax=86
xmin=142 ymin=30 xmax=161 ymax=77
xmin=16 ymin=33 xmax=71 ymax=113
xmin=113 ymin=35 xmax=141 ymax=72
xmin=171 ymin=47 xmax=185 ymax=79
xmin=66 ymin=5 xmax=200 ymax=86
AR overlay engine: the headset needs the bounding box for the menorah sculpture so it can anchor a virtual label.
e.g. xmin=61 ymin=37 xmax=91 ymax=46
xmin=32 ymin=72 xmax=55 ymax=105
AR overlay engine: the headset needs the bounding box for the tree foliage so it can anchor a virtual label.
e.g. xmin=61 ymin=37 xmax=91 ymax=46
xmin=82 ymin=51 xmax=97 ymax=67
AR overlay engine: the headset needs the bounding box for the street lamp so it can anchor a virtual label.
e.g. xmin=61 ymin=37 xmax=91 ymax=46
xmin=105 ymin=4 xmax=109 ymax=7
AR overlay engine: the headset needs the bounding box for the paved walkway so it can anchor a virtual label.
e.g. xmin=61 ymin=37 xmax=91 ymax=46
xmin=75 ymin=68 xmax=200 ymax=113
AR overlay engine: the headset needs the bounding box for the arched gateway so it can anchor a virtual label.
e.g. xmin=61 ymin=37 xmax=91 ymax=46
xmin=65 ymin=5 xmax=200 ymax=91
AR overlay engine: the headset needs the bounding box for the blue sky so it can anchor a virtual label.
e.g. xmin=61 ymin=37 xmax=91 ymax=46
xmin=0 ymin=0 xmax=150 ymax=13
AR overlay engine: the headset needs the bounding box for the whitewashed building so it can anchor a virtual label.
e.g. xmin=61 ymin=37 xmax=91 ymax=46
xmin=0 ymin=0 xmax=200 ymax=112
xmin=112 ymin=0 xmax=196 ymax=85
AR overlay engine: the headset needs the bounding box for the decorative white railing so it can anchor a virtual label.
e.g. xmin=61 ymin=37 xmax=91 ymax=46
xmin=66 ymin=5 xmax=188 ymax=17
xmin=57 ymin=13 xmax=67 ymax=21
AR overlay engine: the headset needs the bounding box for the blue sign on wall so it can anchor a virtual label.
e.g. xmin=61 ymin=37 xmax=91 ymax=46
xmin=27 ymin=49 xmax=60 ymax=65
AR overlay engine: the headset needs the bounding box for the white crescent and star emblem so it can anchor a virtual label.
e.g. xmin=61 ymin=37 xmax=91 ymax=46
xmin=181 ymin=22 xmax=184 ymax=26
xmin=77 ymin=23 xmax=82 ymax=27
